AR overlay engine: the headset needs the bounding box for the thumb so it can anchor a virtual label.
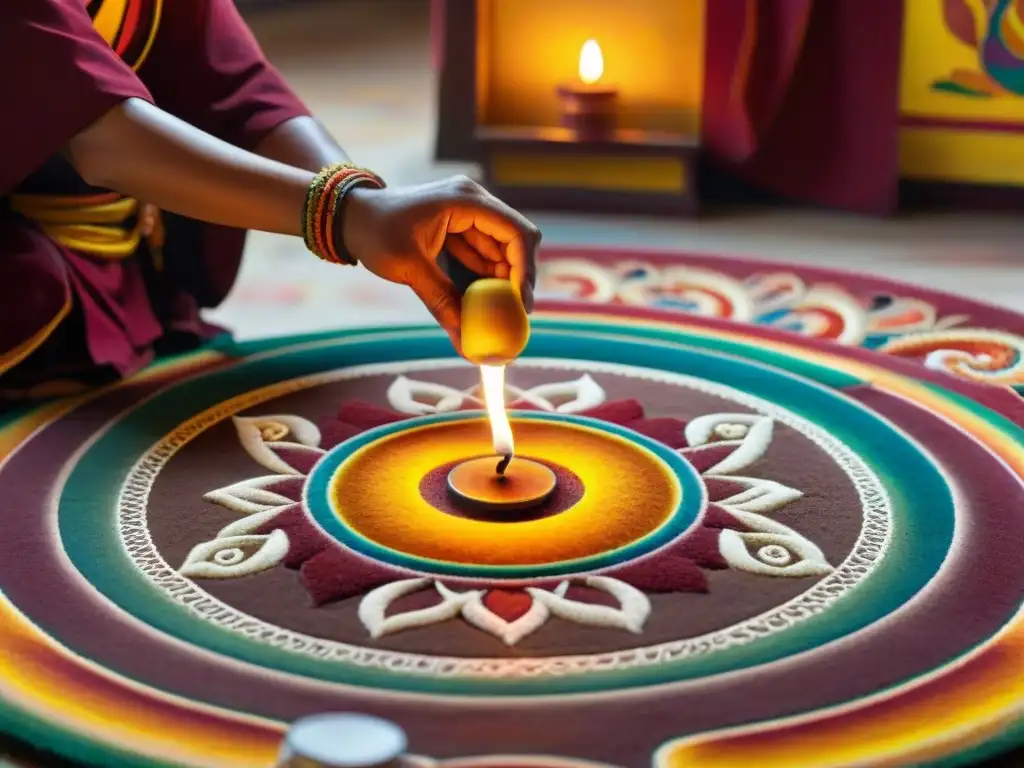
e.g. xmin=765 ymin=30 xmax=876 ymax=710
xmin=406 ymin=260 xmax=463 ymax=352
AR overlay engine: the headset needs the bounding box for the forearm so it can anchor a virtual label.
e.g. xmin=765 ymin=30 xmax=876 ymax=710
xmin=66 ymin=98 xmax=312 ymax=236
xmin=255 ymin=115 xmax=350 ymax=172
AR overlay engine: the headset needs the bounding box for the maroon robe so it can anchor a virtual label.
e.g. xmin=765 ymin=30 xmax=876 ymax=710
xmin=0 ymin=0 xmax=309 ymax=396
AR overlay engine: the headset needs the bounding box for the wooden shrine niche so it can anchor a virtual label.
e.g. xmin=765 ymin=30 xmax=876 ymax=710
xmin=436 ymin=0 xmax=706 ymax=215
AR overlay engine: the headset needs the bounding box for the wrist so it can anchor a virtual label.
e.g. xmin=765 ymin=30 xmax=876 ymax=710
xmin=301 ymin=163 xmax=385 ymax=265
xmin=336 ymin=185 xmax=384 ymax=264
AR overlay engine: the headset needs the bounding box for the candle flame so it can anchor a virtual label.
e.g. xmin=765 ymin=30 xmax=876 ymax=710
xmin=480 ymin=364 xmax=513 ymax=457
xmin=579 ymin=39 xmax=604 ymax=85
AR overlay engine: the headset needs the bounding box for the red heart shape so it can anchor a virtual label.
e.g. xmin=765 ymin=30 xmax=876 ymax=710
xmin=483 ymin=590 xmax=533 ymax=623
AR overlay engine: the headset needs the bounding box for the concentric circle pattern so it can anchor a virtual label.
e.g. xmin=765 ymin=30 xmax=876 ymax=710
xmin=307 ymin=412 xmax=696 ymax=578
xmin=0 ymin=276 xmax=1021 ymax=768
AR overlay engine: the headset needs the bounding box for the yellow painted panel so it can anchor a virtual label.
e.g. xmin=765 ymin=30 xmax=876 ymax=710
xmin=900 ymin=126 xmax=1024 ymax=184
xmin=491 ymin=153 xmax=685 ymax=193
xmin=900 ymin=0 xmax=1024 ymax=121
xmin=481 ymin=0 xmax=705 ymax=136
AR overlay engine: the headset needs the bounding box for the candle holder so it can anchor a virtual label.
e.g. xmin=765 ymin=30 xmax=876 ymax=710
xmin=557 ymin=83 xmax=619 ymax=139
xmin=447 ymin=456 xmax=557 ymax=515
xmin=556 ymin=38 xmax=619 ymax=139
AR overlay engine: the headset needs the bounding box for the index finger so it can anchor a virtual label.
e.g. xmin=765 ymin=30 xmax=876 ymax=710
xmin=447 ymin=190 xmax=534 ymax=242
xmin=452 ymin=197 xmax=540 ymax=302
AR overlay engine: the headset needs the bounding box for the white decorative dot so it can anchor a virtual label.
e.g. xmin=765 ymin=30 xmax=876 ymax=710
xmin=714 ymin=423 xmax=749 ymax=440
xmin=757 ymin=544 xmax=793 ymax=566
xmin=214 ymin=548 xmax=245 ymax=566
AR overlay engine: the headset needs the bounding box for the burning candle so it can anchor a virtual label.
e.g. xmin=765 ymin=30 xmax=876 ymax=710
xmin=481 ymin=364 xmax=514 ymax=466
xmin=557 ymin=39 xmax=619 ymax=137
xmin=446 ymin=363 xmax=557 ymax=514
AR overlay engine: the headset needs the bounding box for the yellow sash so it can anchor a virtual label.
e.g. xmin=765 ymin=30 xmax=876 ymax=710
xmin=8 ymin=193 xmax=164 ymax=268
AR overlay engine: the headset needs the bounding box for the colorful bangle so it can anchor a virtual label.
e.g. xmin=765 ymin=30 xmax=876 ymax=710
xmin=301 ymin=164 xmax=342 ymax=254
xmin=301 ymin=163 xmax=385 ymax=265
xmin=326 ymin=171 xmax=382 ymax=264
xmin=312 ymin=171 xmax=349 ymax=260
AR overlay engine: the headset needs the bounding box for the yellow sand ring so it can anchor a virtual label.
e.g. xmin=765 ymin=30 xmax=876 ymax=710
xmin=307 ymin=412 xmax=703 ymax=579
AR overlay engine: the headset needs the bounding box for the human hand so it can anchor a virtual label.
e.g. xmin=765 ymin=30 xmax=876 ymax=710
xmin=338 ymin=175 xmax=541 ymax=351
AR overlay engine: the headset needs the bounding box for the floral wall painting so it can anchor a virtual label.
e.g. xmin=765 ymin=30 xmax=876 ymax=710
xmin=899 ymin=1 xmax=1024 ymax=185
xmin=901 ymin=0 xmax=1024 ymax=119
xmin=931 ymin=0 xmax=1024 ymax=98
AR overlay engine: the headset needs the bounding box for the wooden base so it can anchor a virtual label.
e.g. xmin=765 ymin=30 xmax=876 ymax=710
xmin=556 ymin=84 xmax=620 ymax=137
xmin=478 ymin=126 xmax=700 ymax=216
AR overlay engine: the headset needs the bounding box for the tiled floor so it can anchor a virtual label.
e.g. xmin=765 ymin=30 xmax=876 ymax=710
xmin=207 ymin=0 xmax=1024 ymax=341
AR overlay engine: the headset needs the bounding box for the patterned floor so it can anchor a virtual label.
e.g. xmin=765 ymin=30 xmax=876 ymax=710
xmin=0 ymin=302 xmax=1020 ymax=767
xmin=1 ymin=4 xmax=1020 ymax=766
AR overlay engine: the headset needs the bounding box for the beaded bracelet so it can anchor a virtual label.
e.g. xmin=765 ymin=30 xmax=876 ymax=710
xmin=301 ymin=163 xmax=385 ymax=265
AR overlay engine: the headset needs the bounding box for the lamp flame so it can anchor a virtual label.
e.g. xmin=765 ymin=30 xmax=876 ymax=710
xmin=578 ymin=39 xmax=604 ymax=85
xmin=480 ymin=364 xmax=513 ymax=457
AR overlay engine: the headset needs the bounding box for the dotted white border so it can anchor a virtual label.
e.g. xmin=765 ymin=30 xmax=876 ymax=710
xmin=118 ymin=357 xmax=891 ymax=679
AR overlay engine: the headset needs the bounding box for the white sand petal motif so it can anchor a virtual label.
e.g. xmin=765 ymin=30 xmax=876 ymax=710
xmin=233 ymin=415 xmax=323 ymax=474
xmin=460 ymin=587 xmax=561 ymax=646
xmin=508 ymin=374 xmax=606 ymax=413
xmin=388 ymin=373 xmax=608 ymax=416
xmin=203 ymin=474 xmax=300 ymax=515
xmin=387 ymin=376 xmax=477 ymax=414
xmin=710 ymin=476 xmax=804 ymax=513
xmin=359 ymin=579 xmax=473 ymax=639
xmin=719 ymin=529 xmax=833 ymax=578
xmin=179 ymin=531 xmax=290 ymax=579
xmin=530 ymin=577 xmax=650 ymax=634
xmin=684 ymin=414 xmax=774 ymax=475
xmin=217 ymin=505 xmax=294 ymax=538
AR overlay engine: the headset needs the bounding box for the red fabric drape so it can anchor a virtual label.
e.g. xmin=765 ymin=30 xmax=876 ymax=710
xmin=701 ymin=0 xmax=814 ymax=164
xmin=702 ymin=0 xmax=905 ymax=214
xmin=431 ymin=0 xmax=446 ymax=70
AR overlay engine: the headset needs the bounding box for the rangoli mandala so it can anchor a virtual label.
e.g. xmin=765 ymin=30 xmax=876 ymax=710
xmin=0 ymin=251 xmax=1022 ymax=768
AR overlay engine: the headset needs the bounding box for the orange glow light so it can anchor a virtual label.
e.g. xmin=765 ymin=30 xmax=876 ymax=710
xmin=579 ymin=39 xmax=604 ymax=84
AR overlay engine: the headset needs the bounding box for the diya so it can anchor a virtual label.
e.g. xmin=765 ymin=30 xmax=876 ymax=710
xmin=557 ymin=39 xmax=619 ymax=138
xmin=445 ymin=365 xmax=558 ymax=516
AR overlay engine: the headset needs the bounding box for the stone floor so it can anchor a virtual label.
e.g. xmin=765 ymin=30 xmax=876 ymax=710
xmin=207 ymin=0 xmax=1024 ymax=341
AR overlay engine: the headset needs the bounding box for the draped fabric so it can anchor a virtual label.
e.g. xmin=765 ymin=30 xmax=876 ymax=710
xmin=703 ymin=0 xmax=905 ymax=214
xmin=701 ymin=0 xmax=815 ymax=165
